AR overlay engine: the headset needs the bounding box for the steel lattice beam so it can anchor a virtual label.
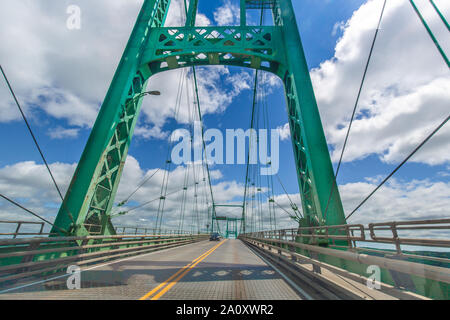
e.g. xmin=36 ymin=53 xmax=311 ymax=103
xmin=246 ymin=0 xmax=277 ymax=10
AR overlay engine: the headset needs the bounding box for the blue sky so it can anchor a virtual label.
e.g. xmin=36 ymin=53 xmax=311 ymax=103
xmin=0 ymin=0 xmax=449 ymax=233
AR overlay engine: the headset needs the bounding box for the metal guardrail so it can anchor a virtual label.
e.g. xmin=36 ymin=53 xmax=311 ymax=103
xmin=240 ymin=218 xmax=450 ymax=295
xmin=240 ymin=236 xmax=450 ymax=286
xmin=114 ymin=226 xmax=193 ymax=235
xmin=244 ymin=219 xmax=450 ymax=264
xmin=0 ymin=233 xmax=208 ymax=286
xmin=0 ymin=221 xmax=199 ymax=239
xmin=0 ymin=220 xmax=48 ymax=238
xmin=368 ymin=219 xmax=450 ymax=250
xmin=242 ymin=237 xmax=430 ymax=300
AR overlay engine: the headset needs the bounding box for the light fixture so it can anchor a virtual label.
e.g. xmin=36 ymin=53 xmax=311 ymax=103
xmin=145 ymin=90 xmax=161 ymax=96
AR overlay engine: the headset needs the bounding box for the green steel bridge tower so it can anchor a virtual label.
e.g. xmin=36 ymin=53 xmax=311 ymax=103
xmin=210 ymin=204 xmax=245 ymax=239
xmin=51 ymin=0 xmax=346 ymax=237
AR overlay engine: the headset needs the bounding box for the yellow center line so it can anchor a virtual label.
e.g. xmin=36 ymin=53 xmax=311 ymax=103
xmin=139 ymin=240 xmax=227 ymax=300
xmin=139 ymin=241 xmax=222 ymax=300
xmin=150 ymin=239 xmax=227 ymax=300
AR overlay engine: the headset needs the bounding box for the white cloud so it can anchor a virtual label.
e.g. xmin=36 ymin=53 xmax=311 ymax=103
xmin=0 ymin=0 xmax=249 ymax=141
xmin=48 ymin=126 xmax=80 ymax=140
xmin=0 ymin=157 xmax=448 ymax=235
xmin=164 ymin=0 xmax=211 ymax=27
xmin=0 ymin=161 xmax=76 ymax=231
xmin=31 ymin=86 xmax=99 ymax=127
xmin=247 ymin=177 xmax=450 ymax=231
xmin=340 ymin=178 xmax=450 ymax=225
xmin=331 ymin=21 xmax=345 ymax=37
xmin=134 ymin=125 xmax=169 ymax=140
xmin=139 ymin=66 xmax=253 ymax=140
xmin=0 ymin=0 xmax=143 ymax=128
xmin=0 ymin=156 xmax=238 ymax=233
xmin=311 ymin=0 xmax=450 ymax=166
xmin=276 ymin=123 xmax=290 ymax=141
xmin=213 ymin=0 xmax=240 ymax=26
xmin=227 ymin=71 xmax=253 ymax=95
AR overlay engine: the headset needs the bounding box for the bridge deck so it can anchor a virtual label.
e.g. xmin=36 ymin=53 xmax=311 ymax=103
xmin=0 ymin=239 xmax=302 ymax=300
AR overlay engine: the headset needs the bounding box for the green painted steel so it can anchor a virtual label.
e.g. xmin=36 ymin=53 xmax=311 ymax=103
xmin=225 ymin=218 xmax=239 ymax=239
xmin=429 ymin=0 xmax=450 ymax=32
xmin=53 ymin=0 xmax=346 ymax=237
xmin=185 ymin=0 xmax=199 ymax=27
xmin=276 ymin=0 xmax=346 ymax=228
xmin=409 ymin=0 xmax=449 ymax=68
xmin=211 ymin=205 xmax=244 ymax=238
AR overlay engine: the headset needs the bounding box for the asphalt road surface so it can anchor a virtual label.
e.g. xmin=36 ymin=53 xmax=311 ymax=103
xmin=0 ymin=239 xmax=302 ymax=300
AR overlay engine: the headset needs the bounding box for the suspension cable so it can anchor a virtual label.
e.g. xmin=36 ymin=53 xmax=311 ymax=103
xmin=346 ymin=114 xmax=449 ymax=221
xmin=155 ymin=68 xmax=187 ymax=231
xmin=190 ymin=69 xmax=207 ymax=234
xmin=0 ymin=193 xmax=67 ymax=234
xmin=178 ymin=163 xmax=190 ymax=232
xmin=323 ymin=0 xmax=387 ymax=221
xmin=242 ymin=7 xmax=268 ymax=233
xmin=409 ymin=0 xmax=449 ymax=68
xmin=275 ymin=174 xmax=303 ymax=220
xmin=0 ymin=65 xmax=64 ymax=202
xmin=117 ymin=167 xmax=161 ymax=206
xmin=242 ymin=68 xmax=259 ymax=231
xmin=261 ymin=72 xmax=277 ymax=230
xmin=178 ymin=78 xmax=193 ymax=233
xmin=429 ymin=0 xmax=450 ymax=31
xmin=255 ymin=99 xmax=264 ymax=231
xmin=259 ymin=189 xmax=298 ymax=221
xmin=117 ymin=181 xmax=198 ymax=215
xmin=181 ymin=0 xmax=216 ymax=219
xmin=192 ymin=152 xmax=200 ymax=234
xmin=191 ymin=67 xmax=216 ymax=210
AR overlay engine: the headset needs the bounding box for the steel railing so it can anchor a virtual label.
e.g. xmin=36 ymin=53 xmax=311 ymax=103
xmin=0 ymin=221 xmax=199 ymax=239
xmin=0 ymin=233 xmax=208 ymax=286
xmin=243 ymin=219 xmax=450 ymax=264
xmin=240 ymin=219 xmax=450 ymax=288
xmin=0 ymin=220 xmax=49 ymax=238
xmin=114 ymin=226 xmax=193 ymax=235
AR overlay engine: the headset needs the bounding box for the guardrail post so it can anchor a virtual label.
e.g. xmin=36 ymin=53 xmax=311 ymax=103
xmin=285 ymin=240 xmax=297 ymax=262
xmin=391 ymin=222 xmax=402 ymax=255
xmin=18 ymin=241 xmax=41 ymax=274
xmin=349 ymin=228 xmax=356 ymax=249
xmin=13 ymin=223 xmax=22 ymax=239
xmin=39 ymin=223 xmax=45 ymax=236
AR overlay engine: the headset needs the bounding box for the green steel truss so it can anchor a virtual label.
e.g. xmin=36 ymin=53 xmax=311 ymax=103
xmin=142 ymin=26 xmax=284 ymax=74
xmin=211 ymin=204 xmax=244 ymax=238
xmin=225 ymin=218 xmax=239 ymax=239
xmin=52 ymin=0 xmax=346 ymax=236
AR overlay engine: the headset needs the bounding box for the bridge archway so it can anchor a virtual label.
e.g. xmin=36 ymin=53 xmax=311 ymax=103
xmin=51 ymin=0 xmax=346 ymax=237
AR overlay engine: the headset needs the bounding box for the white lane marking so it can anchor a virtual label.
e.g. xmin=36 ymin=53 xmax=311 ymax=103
xmin=0 ymin=240 xmax=210 ymax=295
xmin=246 ymin=243 xmax=314 ymax=300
